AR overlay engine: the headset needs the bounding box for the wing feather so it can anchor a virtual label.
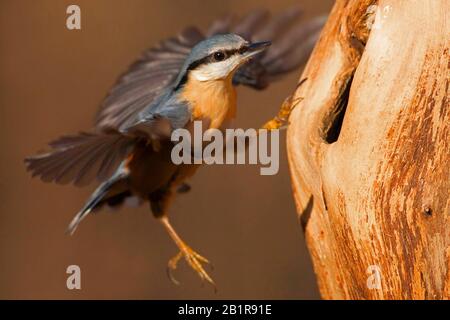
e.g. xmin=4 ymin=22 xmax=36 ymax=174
xmin=95 ymin=7 xmax=326 ymax=128
xmin=232 ymin=9 xmax=269 ymax=40
xmin=25 ymin=131 xmax=136 ymax=186
xmin=205 ymin=15 xmax=233 ymax=37
xmin=95 ymin=27 xmax=204 ymax=129
xmin=26 ymin=7 xmax=326 ymax=187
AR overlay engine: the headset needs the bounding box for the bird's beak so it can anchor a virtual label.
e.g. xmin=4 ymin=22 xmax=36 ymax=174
xmin=243 ymin=41 xmax=271 ymax=59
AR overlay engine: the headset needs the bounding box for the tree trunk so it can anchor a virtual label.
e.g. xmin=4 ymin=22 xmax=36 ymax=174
xmin=287 ymin=0 xmax=449 ymax=299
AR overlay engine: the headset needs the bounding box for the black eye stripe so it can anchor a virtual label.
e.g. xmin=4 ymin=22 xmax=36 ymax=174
xmin=175 ymin=44 xmax=249 ymax=90
xmin=220 ymin=46 xmax=247 ymax=57
xmin=238 ymin=45 xmax=248 ymax=54
xmin=208 ymin=50 xmax=230 ymax=62
xmin=188 ymin=45 xmax=248 ymax=70
xmin=204 ymin=45 xmax=249 ymax=64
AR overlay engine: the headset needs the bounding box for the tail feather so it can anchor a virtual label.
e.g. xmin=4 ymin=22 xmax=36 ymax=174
xmin=66 ymin=167 xmax=129 ymax=235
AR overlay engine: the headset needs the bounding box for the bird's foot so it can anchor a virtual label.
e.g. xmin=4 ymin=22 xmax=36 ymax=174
xmin=261 ymin=78 xmax=307 ymax=131
xmin=261 ymin=94 xmax=304 ymax=131
xmin=167 ymin=242 xmax=216 ymax=291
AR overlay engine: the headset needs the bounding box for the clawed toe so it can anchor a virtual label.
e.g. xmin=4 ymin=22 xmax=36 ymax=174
xmin=166 ymin=245 xmax=216 ymax=291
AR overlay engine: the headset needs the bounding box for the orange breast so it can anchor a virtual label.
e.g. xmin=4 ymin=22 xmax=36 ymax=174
xmin=181 ymin=74 xmax=237 ymax=129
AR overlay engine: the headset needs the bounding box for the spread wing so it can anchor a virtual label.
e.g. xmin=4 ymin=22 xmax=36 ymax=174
xmin=235 ymin=11 xmax=326 ymax=88
xmin=25 ymin=130 xmax=136 ymax=186
xmin=26 ymin=98 xmax=191 ymax=186
xmin=95 ymin=27 xmax=203 ymax=130
xmin=95 ymin=6 xmax=325 ymax=130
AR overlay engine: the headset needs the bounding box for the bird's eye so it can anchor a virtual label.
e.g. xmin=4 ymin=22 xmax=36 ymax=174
xmin=213 ymin=51 xmax=225 ymax=61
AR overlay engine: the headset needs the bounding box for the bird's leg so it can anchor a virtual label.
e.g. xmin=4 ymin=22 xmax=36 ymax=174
xmin=159 ymin=216 xmax=215 ymax=289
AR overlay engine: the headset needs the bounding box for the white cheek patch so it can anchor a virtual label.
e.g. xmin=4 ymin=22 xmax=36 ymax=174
xmin=191 ymin=56 xmax=241 ymax=81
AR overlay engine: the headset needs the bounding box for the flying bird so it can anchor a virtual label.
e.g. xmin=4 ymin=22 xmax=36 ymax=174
xmin=25 ymin=7 xmax=324 ymax=288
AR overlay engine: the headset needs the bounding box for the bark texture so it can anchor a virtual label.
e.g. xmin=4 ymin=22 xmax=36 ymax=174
xmin=287 ymin=0 xmax=449 ymax=299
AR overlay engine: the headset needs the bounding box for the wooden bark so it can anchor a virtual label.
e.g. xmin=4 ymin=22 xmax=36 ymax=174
xmin=287 ymin=0 xmax=449 ymax=299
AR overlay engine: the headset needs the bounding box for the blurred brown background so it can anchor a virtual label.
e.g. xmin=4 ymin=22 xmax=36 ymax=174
xmin=0 ymin=0 xmax=333 ymax=299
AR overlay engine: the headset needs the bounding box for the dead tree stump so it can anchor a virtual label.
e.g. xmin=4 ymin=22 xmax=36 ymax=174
xmin=287 ymin=0 xmax=449 ymax=299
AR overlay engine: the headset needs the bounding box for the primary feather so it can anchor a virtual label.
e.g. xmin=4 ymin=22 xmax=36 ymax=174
xmin=26 ymin=7 xmax=325 ymax=189
xmin=95 ymin=6 xmax=325 ymax=130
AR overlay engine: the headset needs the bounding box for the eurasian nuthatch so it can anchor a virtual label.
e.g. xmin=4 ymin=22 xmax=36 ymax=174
xmin=25 ymin=7 xmax=324 ymax=288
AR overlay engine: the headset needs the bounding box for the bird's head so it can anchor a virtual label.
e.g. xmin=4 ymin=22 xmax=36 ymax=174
xmin=174 ymin=34 xmax=271 ymax=87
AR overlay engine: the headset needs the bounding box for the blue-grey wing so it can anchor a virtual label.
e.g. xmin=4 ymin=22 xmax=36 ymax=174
xmin=25 ymin=94 xmax=191 ymax=187
xmin=206 ymin=7 xmax=326 ymax=89
xmin=120 ymin=92 xmax=192 ymax=140
xmin=231 ymin=8 xmax=326 ymax=89
xmin=94 ymin=7 xmax=325 ymax=129
xmin=95 ymin=27 xmax=204 ymax=130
